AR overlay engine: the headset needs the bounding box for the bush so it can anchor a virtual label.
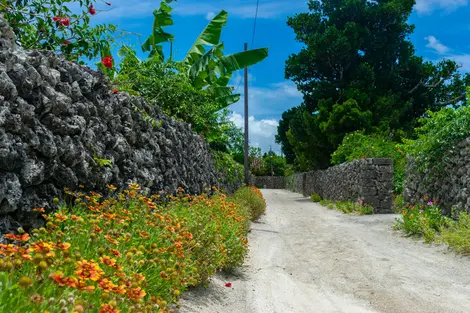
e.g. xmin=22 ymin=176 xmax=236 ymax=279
xmin=394 ymin=201 xmax=451 ymax=243
xmin=310 ymin=193 xmax=322 ymax=202
xmin=231 ymin=186 xmax=266 ymax=221
xmin=331 ymin=131 xmax=406 ymax=194
xmin=403 ymin=106 xmax=470 ymax=184
xmin=0 ymin=184 xmax=251 ymax=313
xmin=213 ymin=151 xmax=244 ymax=185
xmin=441 ymin=212 xmax=470 ymax=254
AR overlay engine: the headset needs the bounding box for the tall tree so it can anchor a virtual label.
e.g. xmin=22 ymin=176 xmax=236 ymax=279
xmin=280 ymin=0 xmax=470 ymax=169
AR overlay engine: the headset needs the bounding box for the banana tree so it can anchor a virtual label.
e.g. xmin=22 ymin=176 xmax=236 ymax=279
xmin=141 ymin=0 xmax=175 ymax=61
xmin=138 ymin=4 xmax=268 ymax=111
xmin=182 ymin=10 xmax=268 ymax=109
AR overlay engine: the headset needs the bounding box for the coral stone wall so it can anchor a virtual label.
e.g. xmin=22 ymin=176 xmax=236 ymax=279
xmin=404 ymin=138 xmax=470 ymax=215
xmin=0 ymin=15 xmax=221 ymax=232
xmin=287 ymin=159 xmax=394 ymax=214
xmin=253 ymin=176 xmax=286 ymax=189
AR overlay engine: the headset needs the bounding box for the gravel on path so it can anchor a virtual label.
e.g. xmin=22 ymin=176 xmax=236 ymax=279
xmin=178 ymin=189 xmax=470 ymax=313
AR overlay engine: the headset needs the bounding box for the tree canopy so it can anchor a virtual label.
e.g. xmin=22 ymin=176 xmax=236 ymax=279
xmin=278 ymin=0 xmax=470 ymax=170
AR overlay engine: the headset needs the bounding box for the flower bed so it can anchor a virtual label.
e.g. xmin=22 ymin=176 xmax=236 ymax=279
xmin=0 ymin=184 xmax=264 ymax=313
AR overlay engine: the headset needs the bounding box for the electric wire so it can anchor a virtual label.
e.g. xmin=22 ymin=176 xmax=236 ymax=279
xmin=234 ymin=0 xmax=261 ymax=94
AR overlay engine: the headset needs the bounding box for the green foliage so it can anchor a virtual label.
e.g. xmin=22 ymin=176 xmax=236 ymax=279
xmin=116 ymin=60 xmax=235 ymax=149
xmin=250 ymin=151 xmax=287 ymax=177
xmin=394 ymin=202 xmax=451 ymax=243
xmin=280 ymin=0 xmax=470 ymax=171
xmin=331 ymin=131 xmax=406 ymax=194
xmin=0 ymin=186 xmax=250 ymax=312
xmin=213 ymin=151 xmax=244 ymax=184
xmin=2 ymin=0 xmax=117 ymax=62
xmin=441 ymin=212 xmax=470 ymax=254
xmin=231 ymin=186 xmax=266 ymax=221
xmin=93 ymin=156 xmax=112 ymax=168
xmin=403 ymin=106 xmax=470 ymax=184
xmin=395 ymin=200 xmax=470 ymax=253
xmin=310 ymin=193 xmax=322 ymax=202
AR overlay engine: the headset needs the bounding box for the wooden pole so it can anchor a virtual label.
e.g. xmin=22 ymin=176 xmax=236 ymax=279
xmin=244 ymin=42 xmax=249 ymax=185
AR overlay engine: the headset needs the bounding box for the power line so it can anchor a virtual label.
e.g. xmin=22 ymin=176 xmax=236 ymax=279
xmin=251 ymin=0 xmax=261 ymax=48
xmin=235 ymin=0 xmax=260 ymax=95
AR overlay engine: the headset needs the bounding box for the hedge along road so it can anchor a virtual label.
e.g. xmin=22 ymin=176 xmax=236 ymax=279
xmin=178 ymin=189 xmax=470 ymax=313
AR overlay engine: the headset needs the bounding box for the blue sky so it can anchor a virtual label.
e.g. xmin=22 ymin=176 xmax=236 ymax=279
xmin=91 ymin=0 xmax=470 ymax=153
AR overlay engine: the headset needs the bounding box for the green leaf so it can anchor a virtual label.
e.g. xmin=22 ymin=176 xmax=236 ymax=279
xmin=184 ymin=10 xmax=228 ymax=64
xmin=219 ymin=48 xmax=268 ymax=73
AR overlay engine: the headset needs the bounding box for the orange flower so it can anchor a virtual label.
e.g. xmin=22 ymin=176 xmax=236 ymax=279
xmin=105 ymin=235 xmax=119 ymax=245
xmin=109 ymin=249 xmax=122 ymax=258
xmin=54 ymin=243 xmax=71 ymax=250
xmin=99 ymin=304 xmax=120 ymax=313
xmin=4 ymin=233 xmax=30 ymax=242
xmin=75 ymin=280 xmax=96 ymax=292
xmin=30 ymin=241 xmax=54 ymax=253
xmin=137 ymin=231 xmax=149 ymax=239
xmin=32 ymin=208 xmax=45 ymax=213
xmin=133 ymin=273 xmax=145 ymax=282
xmin=54 ymin=213 xmax=68 ymax=222
xmin=99 ymin=278 xmax=118 ymax=292
xmin=49 ymin=272 xmax=68 ymax=286
xmin=127 ymin=287 xmax=146 ymax=300
xmin=106 ymin=184 xmax=117 ymax=191
xmin=174 ymin=241 xmax=183 ymax=249
xmin=75 ymin=260 xmax=104 ymax=281
xmin=100 ymin=255 xmax=117 ymax=267
xmin=30 ymin=293 xmax=43 ymax=303
xmin=94 ymin=225 xmax=103 ymax=233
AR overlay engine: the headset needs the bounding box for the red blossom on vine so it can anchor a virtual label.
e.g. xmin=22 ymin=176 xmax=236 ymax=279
xmin=101 ymin=56 xmax=113 ymax=68
xmin=89 ymin=4 xmax=97 ymax=15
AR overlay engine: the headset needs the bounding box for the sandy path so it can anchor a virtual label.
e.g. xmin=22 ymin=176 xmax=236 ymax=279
xmin=178 ymin=189 xmax=470 ymax=313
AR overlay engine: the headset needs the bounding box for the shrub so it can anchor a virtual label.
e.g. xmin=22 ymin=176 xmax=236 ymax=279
xmin=394 ymin=201 xmax=450 ymax=243
xmin=231 ymin=186 xmax=266 ymax=221
xmin=213 ymin=151 xmax=244 ymax=185
xmin=403 ymin=106 xmax=470 ymax=185
xmin=310 ymin=193 xmax=322 ymax=202
xmin=0 ymin=184 xmax=250 ymax=313
xmin=331 ymin=131 xmax=406 ymax=194
xmin=441 ymin=211 xmax=470 ymax=254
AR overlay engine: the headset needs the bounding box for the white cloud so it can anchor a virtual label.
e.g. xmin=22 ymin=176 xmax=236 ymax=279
xmin=446 ymin=54 xmax=470 ymax=72
xmin=425 ymin=36 xmax=450 ymax=54
xmin=415 ymin=0 xmax=468 ymax=14
xmin=226 ymin=79 xmax=302 ymax=153
xmin=205 ymin=11 xmax=216 ymax=20
xmin=229 ymin=113 xmax=280 ymax=152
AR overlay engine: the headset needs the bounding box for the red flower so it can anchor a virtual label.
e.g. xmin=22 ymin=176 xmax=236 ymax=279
xmin=225 ymin=282 xmax=232 ymax=288
xmin=62 ymin=40 xmax=71 ymax=46
xmin=113 ymin=89 xmax=118 ymax=94
xmin=89 ymin=4 xmax=97 ymax=15
xmin=101 ymin=56 xmax=113 ymax=69
xmin=53 ymin=16 xmax=61 ymax=22
xmin=59 ymin=17 xmax=70 ymax=27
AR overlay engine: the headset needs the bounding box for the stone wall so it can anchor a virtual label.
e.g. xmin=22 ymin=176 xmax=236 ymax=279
xmin=287 ymin=159 xmax=394 ymax=214
xmin=253 ymin=176 xmax=286 ymax=189
xmin=0 ymin=15 xmax=223 ymax=233
xmin=404 ymin=138 xmax=470 ymax=215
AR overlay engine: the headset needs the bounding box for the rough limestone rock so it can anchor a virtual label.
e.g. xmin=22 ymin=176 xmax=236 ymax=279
xmin=286 ymin=159 xmax=394 ymax=214
xmin=404 ymin=138 xmax=470 ymax=215
xmin=0 ymin=15 xmax=221 ymax=233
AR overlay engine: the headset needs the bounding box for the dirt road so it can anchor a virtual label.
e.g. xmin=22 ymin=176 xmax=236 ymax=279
xmin=179 ymin=189 xmax=470 ymax=313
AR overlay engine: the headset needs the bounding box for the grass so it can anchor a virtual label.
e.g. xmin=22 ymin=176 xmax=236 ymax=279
xmin=394 ymin=199 xmax=470 ymax=254
xmin=317 ymin=199 xmax=373 ymax=215
xmin=310 ymin=193 xmax=322 ymax=202
xmin=0 ymin=184 xmax=265 ymax=313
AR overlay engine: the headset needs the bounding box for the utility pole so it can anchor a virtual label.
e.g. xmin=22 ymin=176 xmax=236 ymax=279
xmin=244 ymin=42 xmax=249 ymax=185
xmin=270 ymin=145 xmax=273 ymax=176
